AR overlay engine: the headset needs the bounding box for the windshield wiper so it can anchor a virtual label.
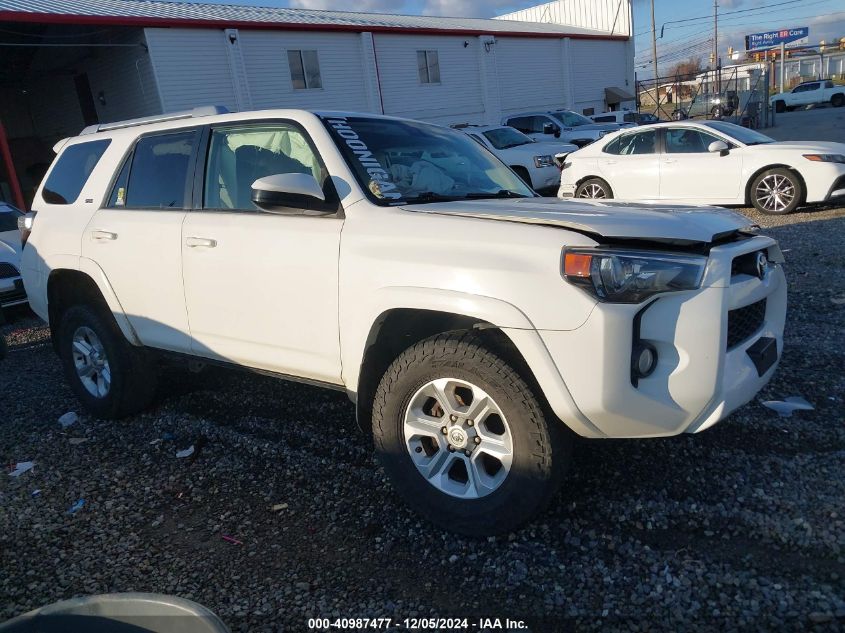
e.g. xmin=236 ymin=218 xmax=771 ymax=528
xmin=464 ymin=190 xmax=531 ymax=200
xmin=403 ymin=191 xmax=464 ymax=204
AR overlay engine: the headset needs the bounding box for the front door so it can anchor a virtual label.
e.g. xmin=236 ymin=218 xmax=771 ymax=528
xmin=181 ymin=121 xmax=344 ymax=384
xmin=83 ymin=129 xmax=198 ymax=352
xmin=659 ymin=127 xmax=743 ymax=201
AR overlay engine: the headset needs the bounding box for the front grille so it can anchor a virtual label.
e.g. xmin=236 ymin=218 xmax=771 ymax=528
xmin=0 ymin=262 xmax=19 ymax=279
xmin=727 ymin=299 xmax=767 ymax=349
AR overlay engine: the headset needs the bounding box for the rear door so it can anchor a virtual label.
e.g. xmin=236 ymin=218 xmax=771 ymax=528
xmin=83 ymin=129 xmax=198 ymax=352
xmin=596 ymin=129 xmax=660 ymax=199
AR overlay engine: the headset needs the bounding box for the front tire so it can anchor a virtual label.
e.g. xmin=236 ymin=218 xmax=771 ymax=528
xmin=372 ymin=333 xmax=572 ymax=536
xmin=832 ymin=93 xmax=844 ymax=108
xmin=750 ymin=168 xmax=803 ymax=215
xmin=58 ymin=304 xmax=157 ymax=419
xmin=575 ymin=177 xmax=614 ymax=199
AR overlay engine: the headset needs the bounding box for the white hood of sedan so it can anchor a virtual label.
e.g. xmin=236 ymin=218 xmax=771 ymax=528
xmin=405 ymin=197 xmax=756 ymax=244
xmin=756 ymin=141 xmax=845 ymax=153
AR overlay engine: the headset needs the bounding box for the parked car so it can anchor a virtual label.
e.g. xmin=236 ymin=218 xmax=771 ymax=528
xmin=589 ymin=110 xmax=639 ymax=126
xmin=672 ymin=91 xmax=739 ymax=120
xmin=0 ymin=202 xmax=26 ymax=307
xmin=503 ymin=110 xmax=625 ymax=147
xmin=770 ymin=79 xmax=845 ymax=112
xmin=457 ymin=124 xmax=577 ymax=193
xmin=21 ymin=107 xmax=787 ymax=535
xmin=558 ymin=120 xmax=845 ymax=214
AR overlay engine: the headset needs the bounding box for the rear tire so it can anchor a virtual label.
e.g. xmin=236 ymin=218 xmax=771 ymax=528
xmin=750 ymin=168 xmax=803 ymax=215
xmin=575 ymin=177 xmax=614 ymax=200
xmin=57 ymin=304 xmax=157 ymax=419
xmin=371 ymin=332 xmax=572 ymax=536
xmin=774 ymin=100 xmax=786 ymax=113
xmin=832 ymin=93 xmax=844 ymax=108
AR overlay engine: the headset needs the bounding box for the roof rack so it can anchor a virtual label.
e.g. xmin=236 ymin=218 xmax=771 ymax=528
xmin=79 ymin=105 xmax=230 ymax=135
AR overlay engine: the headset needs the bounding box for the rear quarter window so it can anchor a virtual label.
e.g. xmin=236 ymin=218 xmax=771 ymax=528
xmin=41 ymin=139 xmax=111 ymax=205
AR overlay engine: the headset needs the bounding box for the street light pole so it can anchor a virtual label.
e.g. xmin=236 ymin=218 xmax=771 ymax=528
xmin=651 ymin=0 xmax=660 ymax=115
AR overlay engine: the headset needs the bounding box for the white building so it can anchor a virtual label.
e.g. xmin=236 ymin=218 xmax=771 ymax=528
xmin=0 ymin=0 xmax=635 ymax=207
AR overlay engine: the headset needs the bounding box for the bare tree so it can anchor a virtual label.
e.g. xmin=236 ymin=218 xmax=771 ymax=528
xmin=667 ymin=57 xmax=703 ymax=79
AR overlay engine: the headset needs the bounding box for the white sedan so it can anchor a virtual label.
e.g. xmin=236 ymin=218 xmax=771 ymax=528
xmin=558 ymin=121 xmax=845 ymax=214
xmin=460 ymin=125 xmax=577 ymax=193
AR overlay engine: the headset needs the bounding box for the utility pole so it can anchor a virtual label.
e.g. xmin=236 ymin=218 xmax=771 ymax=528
xmin=713 ymin=0 xmax=720 ymax=96
xmin=650 ymin=0 xmax=660 ymax=116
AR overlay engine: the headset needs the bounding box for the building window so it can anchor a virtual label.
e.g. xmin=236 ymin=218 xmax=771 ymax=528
xmin=417 ymin=50 xmax=440 ymax=84
xmin=287 ymin=50 xmax=322 ymax=90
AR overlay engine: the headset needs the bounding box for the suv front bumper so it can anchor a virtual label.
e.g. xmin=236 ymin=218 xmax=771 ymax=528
xmin=539 ymin=236 xmax=787 ymax=438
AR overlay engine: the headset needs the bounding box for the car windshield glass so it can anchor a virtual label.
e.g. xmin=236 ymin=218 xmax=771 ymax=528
xmin=321 ymin=116 xmax=536 ymax=204
xmin=552 ymin=111 xmax=592 ymax=127
xmin=0 ymin=205 xmax=22 ymax=232
xmin=702 ymin=121 xmax=774 ymax=145
xmin=481 ymin=127 xmax=533 ymax=150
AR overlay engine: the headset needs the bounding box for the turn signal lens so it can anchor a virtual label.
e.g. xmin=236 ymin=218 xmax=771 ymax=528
xmin=803 ymin=154 xmax=845 ymax=163
xmin=564 ymin=252 xmax=593 ymax=278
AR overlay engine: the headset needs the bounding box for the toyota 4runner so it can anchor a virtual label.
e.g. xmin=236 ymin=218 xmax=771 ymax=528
xmin=20 ymin=107 xmax=787 ymax=535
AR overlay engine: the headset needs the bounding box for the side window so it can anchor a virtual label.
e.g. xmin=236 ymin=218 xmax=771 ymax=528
xmin=593 ymin=115 xmax=615 ymax=123
xmin=617 ymin=130 xmax=656 ymax=155
xmin=106 ymin=153 xmax=131 ymax=207
xmin=623 ymin=113 xmax=637 ymax=123
xmin=825 ymin=80 xmax=834 ymax=89
xmin=507 ymin=117 xmax=531 ymax=133
xmin=792 ymin=85 xmax=806 ymax=93
xmin=42 ymin=139 xmax=111 ymax=205
xmin=287 ymin=50 xmax=322 ymax=90
xmin=534 ymin=116 xmax=554 ymax=133
xmin=203 ymin=124 xmax=321 ymax=211
xmin=122 ymin=131 xmax=197 ymax=209
xmin=603 ymin=136 xmax=622 ymax=155
xmin=806 ymin=83 xmax=820 ymax=91
xmin=665 ymin=128 xmax=720 ymax=154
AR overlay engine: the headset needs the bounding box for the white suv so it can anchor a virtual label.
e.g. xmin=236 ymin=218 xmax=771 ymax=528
xmin=21 ymin=107 xmax=787 ymax=535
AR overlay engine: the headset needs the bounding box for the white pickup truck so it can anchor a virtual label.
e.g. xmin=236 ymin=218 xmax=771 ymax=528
xmin=20 ymin=107 xmax=787 ymax=535
xmin=770 ymin=79 xmax=845 ymax=112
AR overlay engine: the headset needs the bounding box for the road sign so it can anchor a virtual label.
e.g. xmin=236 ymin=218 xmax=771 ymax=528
xmin=745 ymin=27 xmax=809 ymax=52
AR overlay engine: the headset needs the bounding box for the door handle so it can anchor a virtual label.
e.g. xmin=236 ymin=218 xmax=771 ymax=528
xmin=663 ymin=158 xmax=677 ymax=164
xmin=91 ymin=230 xmax=117 ymax=241
xmin=185 ymin=236 xmax=217 ymax=248
xmin=604 ymin=160 xmax=617 ymax=165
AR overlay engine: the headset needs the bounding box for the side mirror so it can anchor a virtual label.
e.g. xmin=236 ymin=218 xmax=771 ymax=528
xmin=542 ymin=122 xmax=560 ymax=137
xmin=251 ymin=173 xmax=331 ymax=215
xmin=708 ymin=140 xmax=729 ymax=154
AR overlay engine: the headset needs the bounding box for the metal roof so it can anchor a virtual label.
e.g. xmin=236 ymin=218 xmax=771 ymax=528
xmin=0 ymin=0 xmax=624 ymax=38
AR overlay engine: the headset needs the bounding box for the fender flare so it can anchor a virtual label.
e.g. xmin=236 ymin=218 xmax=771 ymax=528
xmin=343 ymin=286 xmax=605 ymax=438
xmin=73 ymin=257 xmax=141 ymax=345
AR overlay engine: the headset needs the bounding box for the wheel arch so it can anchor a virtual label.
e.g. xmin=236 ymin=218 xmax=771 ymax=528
xmin=47 ymin=264 xmax=140 ymax=350
xmin=744 ymin=164 xmax=807 ymax=206
xmin=349 ymin=291 xmax=604 ymax=440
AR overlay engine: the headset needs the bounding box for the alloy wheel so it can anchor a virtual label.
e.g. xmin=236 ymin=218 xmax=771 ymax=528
xmin=578 ymin=183 xmax=607 ymax=199
xmin=755 ymin=174 xmax=795 ymax=213
xmin=71 ymin=326 xmax=111 ymax=398
xmin=403 ymin=378 xmax=513 ymax=499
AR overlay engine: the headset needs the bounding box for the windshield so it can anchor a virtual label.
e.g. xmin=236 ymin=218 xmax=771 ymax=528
xmin=702 ymin=121 xmax=774 ymax=145
xmin=321 ymin=116 xmax=536 ymax=204
xmin=481 ymin=127 xmax=533 ymax=150
xmin=552 ymin=110 xmax=593 ymax=127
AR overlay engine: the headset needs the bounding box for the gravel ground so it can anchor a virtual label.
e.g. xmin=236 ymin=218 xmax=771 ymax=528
xmin=1 ymin=206 xmax=844 ymax=632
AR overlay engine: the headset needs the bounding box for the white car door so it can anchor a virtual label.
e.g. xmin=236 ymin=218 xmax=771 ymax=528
xmin=596 ymin=129 xmax=660 ymax=199
xmin=180 ymin=121 xmax=344 ymax=384
xmin=83 ymin=129 xmax=197 ymax=352
xmin=659 ymin=127 xmax=743 ymax=201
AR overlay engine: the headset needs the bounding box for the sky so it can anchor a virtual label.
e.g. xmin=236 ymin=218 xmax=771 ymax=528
xmin=188 ymin=0 xmax=845 ymax=73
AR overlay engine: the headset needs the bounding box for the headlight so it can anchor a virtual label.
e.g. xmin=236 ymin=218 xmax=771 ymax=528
xmin=563 ymin=249 xmax=707 ymax=303
xmin=533 ymin=155 xmax=554 ymax=168
xmin=803 ymin=154 xmax=845 ymax=163
xmin=598 ymin=130 xmax=608 ymax=138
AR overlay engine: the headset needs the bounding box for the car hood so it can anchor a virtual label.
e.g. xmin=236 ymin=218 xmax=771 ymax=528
xmin=404 ymin=197 xmax=755 ymax=244
xmin=751 ymin=141 xmax=845 ymax=153
xmin=0 ymin=232 xmax=21 ymax=263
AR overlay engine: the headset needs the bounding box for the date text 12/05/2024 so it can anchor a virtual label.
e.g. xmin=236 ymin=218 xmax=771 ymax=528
xmin=307 ymin=617 xmax=529 ymax=630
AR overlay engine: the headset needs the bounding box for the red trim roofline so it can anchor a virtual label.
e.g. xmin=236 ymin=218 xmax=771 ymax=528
xmin=0 ymin=10 xmax=629 ymax=40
